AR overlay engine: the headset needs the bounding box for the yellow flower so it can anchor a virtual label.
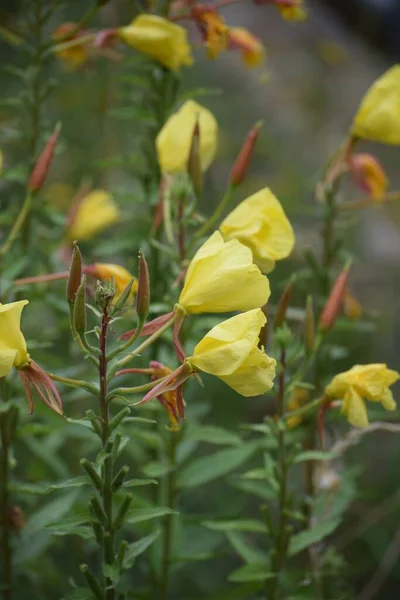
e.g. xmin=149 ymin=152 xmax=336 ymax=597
xmin=187 ymin=309 xmax=276 ymax=396
xmin=275 ymin=0 xmax=307 ymax=21
xmin=68 ymin=189 xmax=120 ymax=241
xmin=228 ymin=27 xmax=266 ymax=67
xmin=118 ymin=14 xmax=193 ymax=72
xmin=156 ymin=100 xmax=218 ymax=174
xmin=220 ymin=188 xmax=295 ymax=273
xmin=352 ymin=65 xmax=400 ymax=145
xmin=0 ymin=301 xmax=30 ymax=378
xmin=325 ymin=364 xmax=399 ymax=428
xmin=91 ymin=263 xmax=138 ymax=302
xmin=179 ymin=231 xmax=270 ymax=314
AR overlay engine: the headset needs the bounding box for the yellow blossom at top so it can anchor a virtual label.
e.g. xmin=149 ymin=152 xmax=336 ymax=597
xmin=187 ymin=308 xmax=276 ymax=396
xmin=91 ymin=263 xmax=138 ymax=302
xmin=179 ymin=231 xmax=270 ymax=314
xmin=68 ymin=189 xmax=120 ymax=242
xmin=0 ymin=301 xmax=30 ymax=378
xmin=352 ymin=66 xmax=400 ymax=145
xmin=276 ymin=0 xmax=307 ymax=21
xmin=325 ymin=364 xmax=399 ymax=428
xmin=118 ymin=14 xmax=193 ymax=72
xmin=220 ymin=188 xmax=295 ymax=273
xmin=228 ymin=27 xmax=266 ymax=67
xmin=156 ymin=100 xmax=218 ymax=174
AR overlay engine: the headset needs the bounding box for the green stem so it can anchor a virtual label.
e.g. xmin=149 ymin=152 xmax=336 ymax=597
xmin=193 ymin=183 xmax=235 ymax=240
xmin=160 ymin=432 xmax=178 ymax=600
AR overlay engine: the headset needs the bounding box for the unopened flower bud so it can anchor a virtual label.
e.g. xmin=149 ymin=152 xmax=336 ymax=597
xmin=66 ymin=242 xmax=82 ymax=304
xmin=230 ymin=120 xmax=262 ymax=187
xmin=28 ymin=123 xmax=61 ymax=192
xmin=74 ymin=276 xmax=87 ymax=334
xmin=348 ymin=153 xmax=388 ymax=201
xmin=319 ymin=261 xmax=351 ymax=331
xmin=274 ymin=277 xmax=295 ymax=328
xmin=136 ymin=250 xmax=150 ymax=322
xmin=187 ymin=118 xmax=202 ymax=195
xmin=304 ymin=295 xmax=315 ymax=354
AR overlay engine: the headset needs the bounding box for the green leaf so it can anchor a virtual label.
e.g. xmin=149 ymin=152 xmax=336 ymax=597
xmin=177 ymin=443 xmax=259 ymax=489
xmin=228 ymin=563 xmax=275 ymax=583
xmin=123 ymin=530 xmax=160 ymax=569
xmin=288 ymin=517 xmax=341 ymax=556
xmin=126 ymin=507 xmax=177 ymax=525
xmin=188 ymin=425 xmax=242 ymax=446
xmin=293 ymin=451 xmax=338 ymax=463
xmin=203 ymin=520 xmax=267 ymax=533
xmin=225 ymin=531 xmax=265 ymax=564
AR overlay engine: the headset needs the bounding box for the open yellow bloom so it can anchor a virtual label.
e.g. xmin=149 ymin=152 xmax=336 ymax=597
xmin=0 ymin=301 xmax=30 ymax=378
xmin=68 ymin=189 xmax=120 ymax=241
xmin=118 ymin=15 xmax=193 ymax=72
xmin=220 ymin=188 xmax=295 ymax=273
xmin=187 ymin=309 xmax=276 ymax=396
xmin=325 ymin=364 xmax=399 ymax=428
xmin=156 ymin=100 xmax=218 ymax=174
xmin=352 ymin=65 xmax=400 ymax=145
xmin=91 ymin=263 xmax=138 ymax=302
xmin=228 ymin=27 xmax=266 ymax=67
xmin=179 ymin=231 xmax=270 ymax=314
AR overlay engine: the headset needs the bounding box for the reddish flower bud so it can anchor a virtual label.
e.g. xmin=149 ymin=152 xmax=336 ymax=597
xmin=28 ymin=123 xmax=61 ymax=192
xmin=319 ymin=261 xmax=351 ymax=331
xmin=230 ymin=120 xmax=262 ymax=186
xmin=66 ymin=243 xmax=82 ymax=304
xmin=136 ymin=250 xmax=150 ymax=321
xmin=187 ymin=119 xmax=202 ymax=195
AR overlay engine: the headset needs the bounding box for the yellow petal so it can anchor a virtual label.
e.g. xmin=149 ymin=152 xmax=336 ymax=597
xmin=220 ymin=188 xmax=295 ymax=273
xmin=179 ymin=231 xmax=270 ymax=314
xmin=92 ymin=263 xmax=137 ymax=301
xmin=156 ymin=100 xmax=218 ymax=174
xmin=68 ymin=189 xmax=120 ymax=241
xmin=343 ymin=388 xmax=369 ymax=428
xmin=0 ymin=300 xmax=29 ymax=376
xmin=352 ymin=65 xmax=400 ymax=145
xmin=119 ymin=15 xmax=193 ymax=72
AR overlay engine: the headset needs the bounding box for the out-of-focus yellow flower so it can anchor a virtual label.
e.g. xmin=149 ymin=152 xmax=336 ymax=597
xmin=156 ymin=100 xmax=218 ymax=173
xmin=343 ymin=289 xmax=362 ymax=320
xmin=53 ymin=23 xmax=89 ymax=70
xmin=178 ymin=231 xmax=270 ymax=314
xmin=349 ymin=153 xmax=388 ymax=201
xmin=228 ymin=27 xmax=265 ymax=67
xmin=187 ymin=308 xmax=276 ymax=396
xmin=220 ymin=188 xmax=295 ymax=273
xmin=274 ymin=0 xmax=307 ymax=21
xmin=91 ymin=263 xmax=137 ymax=302
xmin=325 ymin=364 xmax=399 ymax=428
xmin=287 ymin=388 xmax=309 ymax=428
xmin=352 ymin=65 xmax=400 ymax=145
xmin=68 ymin=189 xmax=120 ymax=241
xmin=118 ymin=14 xmax=193 ymax=72
xmin=0 ymin=301 xmax=30 ymax=378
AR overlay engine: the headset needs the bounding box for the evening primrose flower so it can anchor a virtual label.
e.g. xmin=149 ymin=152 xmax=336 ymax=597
xmin=352 ymin=65 xmax=400 ymax=145
xmin=220 ymin=188 xmax=295 ymax=273
xmin=118 ymin=15 xmax=193 ymax=72
xmin=186 ymin=309 xmax=276 ymax=396
xmin=90 ymin=263 xmax=137 ymax=302
xmin=228 ymin=27 xmax=265 ymax=67
xmin=68 ymin=189 xmax=120 ymax=241
xmin=0 ymin=301 xmax=30 ymax=377
xmin=156 ymin=100 xmax=218 ymax=174
xmin=325 ymin=364 xmax=399 ymax=428
xmin=178 ymin=231 xmax=270 ymax=314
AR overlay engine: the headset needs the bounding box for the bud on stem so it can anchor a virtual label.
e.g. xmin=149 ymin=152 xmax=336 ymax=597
xmin=66 ymin=242 xmax=82 ymax=304
xmin=230 ymin=120 xmax=263 ymax=187
xmin=319 ymin=260 xmax=352 ymax=330
xmin=28 ymin=122 xmax=61 ymax=192
xmin=136 ymin=250 xmax=150 ymax=322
